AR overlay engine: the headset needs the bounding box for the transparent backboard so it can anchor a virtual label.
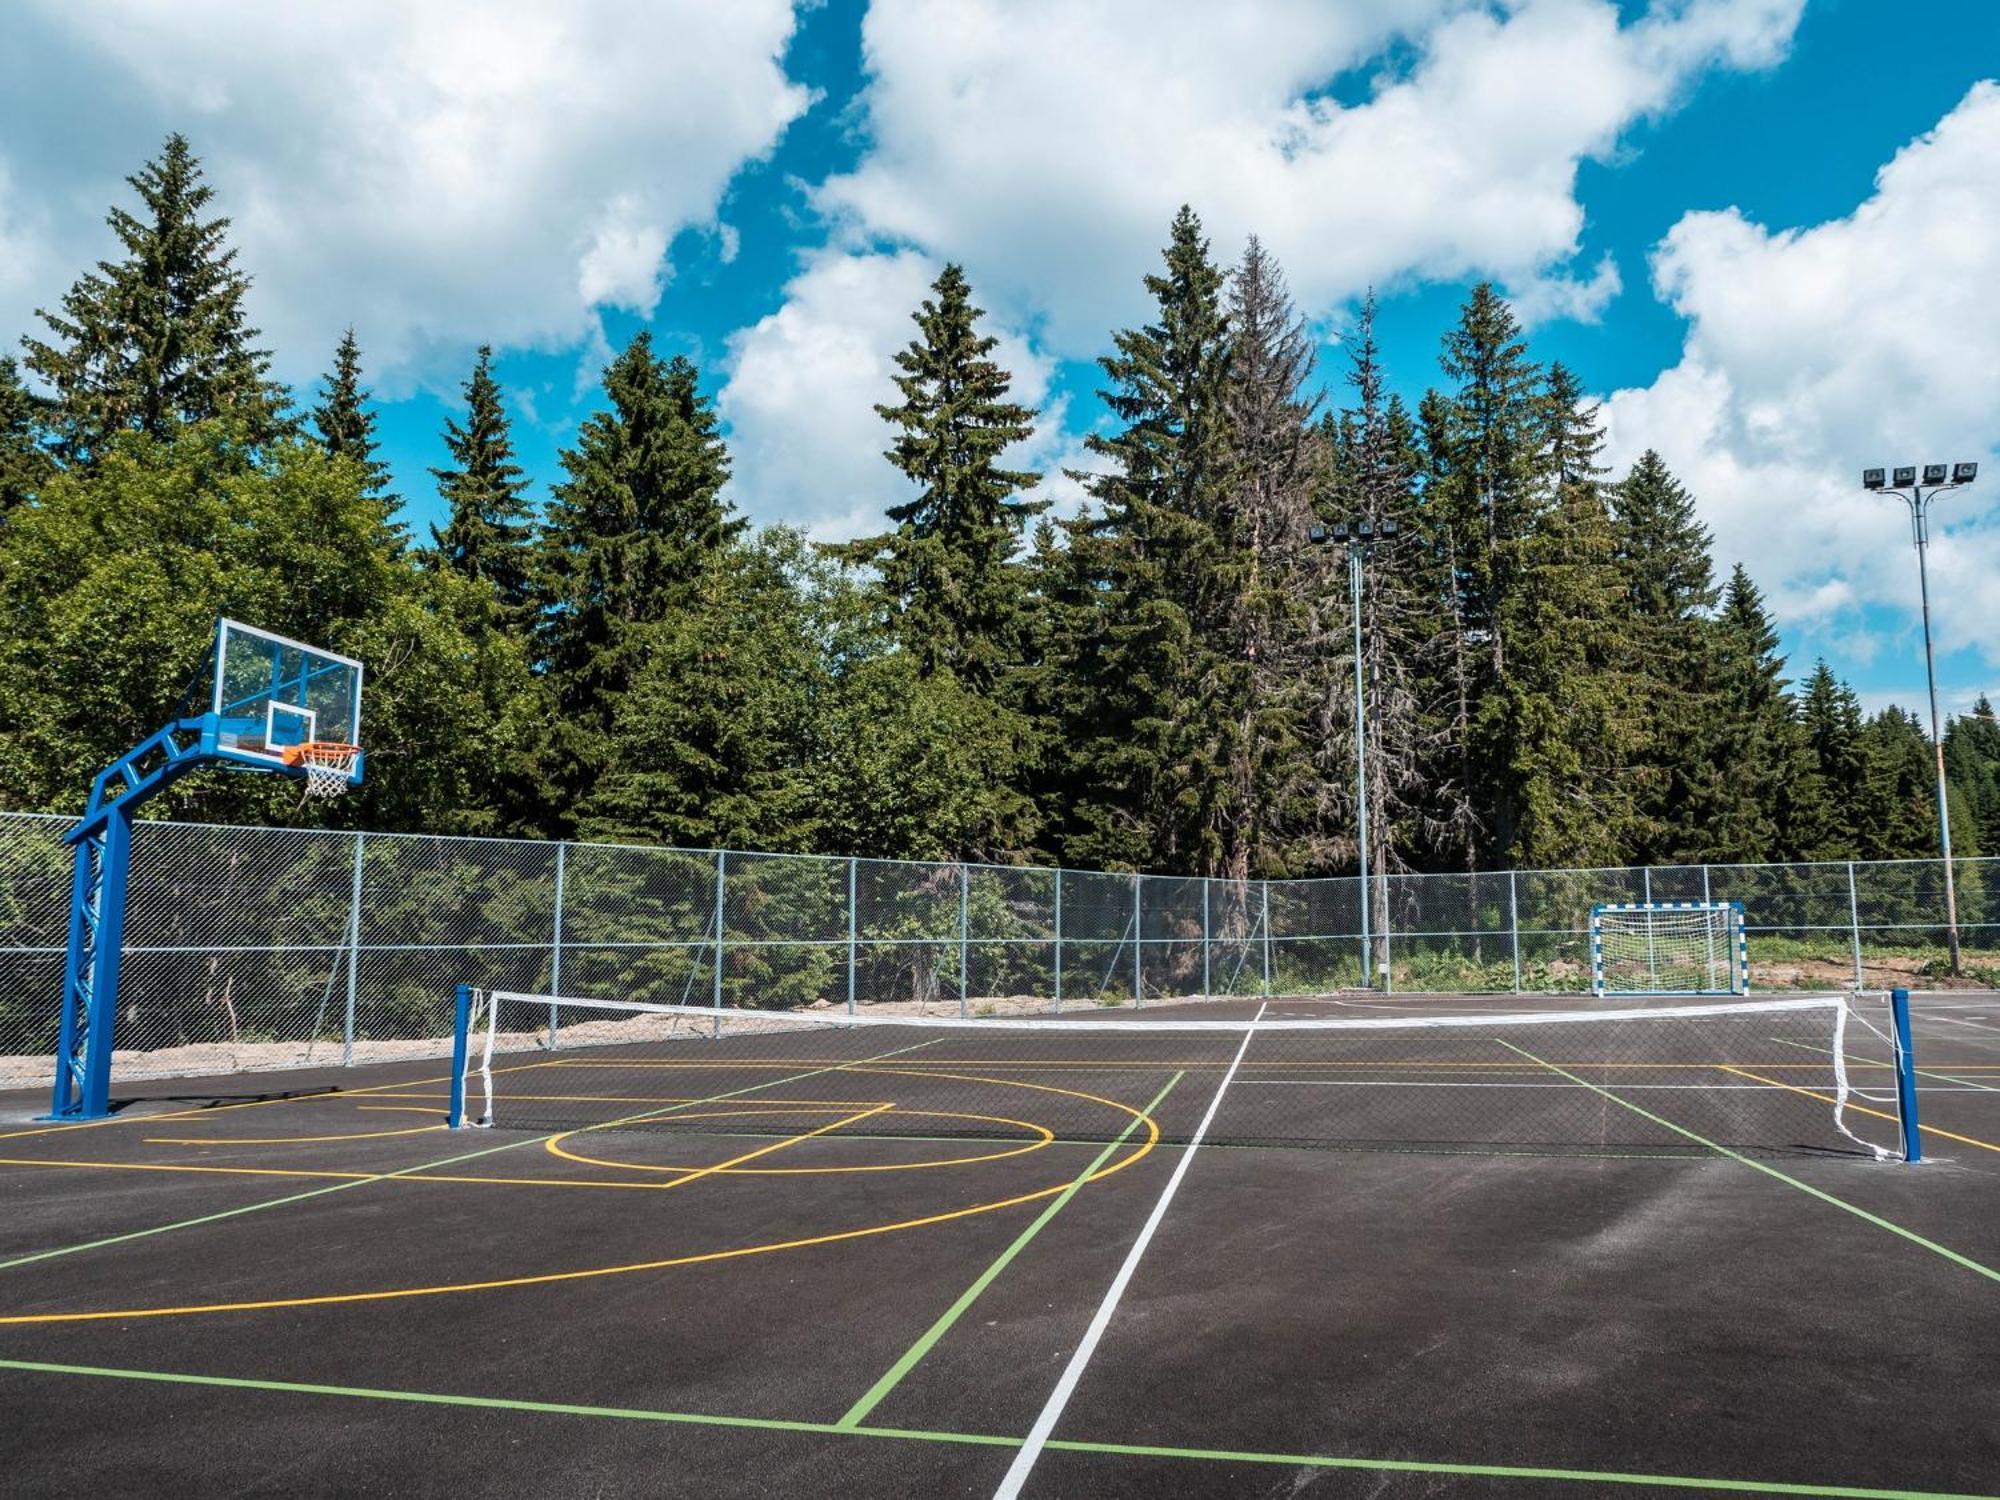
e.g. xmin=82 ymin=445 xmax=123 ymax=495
xmin=210 ymin=619 xmax=363 ymax=762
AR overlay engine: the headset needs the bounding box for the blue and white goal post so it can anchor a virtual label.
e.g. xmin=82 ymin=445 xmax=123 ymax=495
xmin=1590 ymin=901 xmax=1749 ymax=997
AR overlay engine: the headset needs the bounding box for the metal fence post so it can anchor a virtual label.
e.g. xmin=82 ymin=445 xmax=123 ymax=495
xmin=1847 ymin=861 xmax=1865 ymax=987
xmin=847 ymin=857 xmax=858 ymax=1017
xmin=1261 ymin=881 xmax=1272 ymax=996
xmin=342 ymin=831 xmax=364 ymax=1067
xmin=1701 ymin=864 xmax=1712 ymax=904
xmin=959 ymin=863 xmax=970 ymax=1018
xmin=1508 ymin=869 xmax=1523 ymax=994
xmin=1132 ymin=872 xmax=1143 ymax=1006
xmin=712 ymin=850 xmax=726 ymax=1033
xmin=1052 ymin=868 xmax=1064 ymax=1013
xmin=1201 ymin=879 xmax=1212 ymax=997
xmin=548 ymin=840 xmax=566 ymax=1046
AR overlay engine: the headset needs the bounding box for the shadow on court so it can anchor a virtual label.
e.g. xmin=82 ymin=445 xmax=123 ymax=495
xmin=0 ymin=997 xmax=1996 ymax=1498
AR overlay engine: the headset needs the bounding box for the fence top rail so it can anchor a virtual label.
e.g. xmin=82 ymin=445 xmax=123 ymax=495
xmin=1 ymin=809 xmax=1992 ymax=891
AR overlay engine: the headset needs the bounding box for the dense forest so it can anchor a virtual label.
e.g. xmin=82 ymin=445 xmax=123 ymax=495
xmin=2 ymin=136 xmax=1997 ymax=880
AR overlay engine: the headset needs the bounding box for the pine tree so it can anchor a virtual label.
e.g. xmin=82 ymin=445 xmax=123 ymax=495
xmin=1693 ymin=566 xmax=1811 ymax=860
xmin=22 ymin=134 xmax=286 ymax=462
xmin=1795 ymin=660 xmax=1866 ymax=858
xmin=1057 ymin=206 xmax=1238 ymax=873
xmin=0 ymin=357 xmax=53 ymax=515
xmin=1215 ymin=237 xmax=1323 ymax=880
xmin=536 ymin=334 xmax=742 ymax=825
xmin=1430 ymin=284 xmax=1544 ymax=859
xmin=1946 ymin=695 xmax=2000 ymax=857
xmin=312 ymin=329 xmax=395 ymax=504
xmin=1413 ymin=386 xmax=1482 ymax=875
xmin=1481 ymin=363 xmax=1637 ymax=866
xmin=1321 ymin=294 xmax=1439 ymax=892
xmin=1610 ymin=449 xmax=1717 ymax=858
xmin=430 ymin=347 xmax=534 ymax=610
xmin=843 ymin=264 xmax=1043 ymax=688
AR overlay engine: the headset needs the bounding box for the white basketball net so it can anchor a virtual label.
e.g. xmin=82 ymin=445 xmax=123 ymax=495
xmin=295 ymin=743 xmax=360 ymax=800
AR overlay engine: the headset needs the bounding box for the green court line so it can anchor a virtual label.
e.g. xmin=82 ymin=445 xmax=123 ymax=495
xmin=836 ymin=1072 xmax=1184 ymax=1429
xmin=1496 ymin=1041 xmax=2000 ymax=1284
xmin=0 ymin=1357 xmax=1990 ymax=1500
xmin=0 ymin=1037 xmax=948 ymax=1275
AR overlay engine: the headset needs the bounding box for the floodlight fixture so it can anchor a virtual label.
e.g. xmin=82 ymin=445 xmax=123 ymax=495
xmin=1953 ymin=462 xmax=1978 ymax=484
xmin=1307 ymin=523 xmax=1328 ymax=544
xmin=1922 ymin=463 xmax=1950 ymax=485
xmin=1862 ymin=468 xmax=1885 ymax=489
xmin=1380 ymin=518 xmax=1400 ymax=538
xmin=1356 ymin=520 xmax=1375 ymax=540
xmin=1892 ymin=466 xmax=1917 ymax=487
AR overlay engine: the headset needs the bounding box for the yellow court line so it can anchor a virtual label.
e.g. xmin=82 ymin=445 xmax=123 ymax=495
xmin=0 ymin=1065 xmax=476 ymax=1144
xmin=0 ymin=1146 xmax=1078 ymax=1190
xmin=0 ymin=1120 xmax=1162 ymax=1324
xmin=1718 ymin=1067 xmax=2000 ymax=1156
xmin=143 ymin=1124 xmax=447 ymax=1146
xmin=539 ymin=1107 xmax=1052 ymax=1176
xmin=543 ymin=1102 xmax=896 ymax=1183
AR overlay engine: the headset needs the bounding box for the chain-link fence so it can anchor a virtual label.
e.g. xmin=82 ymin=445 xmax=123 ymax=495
xmin=2 ymin=810 xmax=1994 ymax=1090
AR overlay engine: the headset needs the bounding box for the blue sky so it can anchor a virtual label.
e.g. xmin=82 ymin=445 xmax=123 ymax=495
xmin=2 ymin=0 xmax=1995 ymax=718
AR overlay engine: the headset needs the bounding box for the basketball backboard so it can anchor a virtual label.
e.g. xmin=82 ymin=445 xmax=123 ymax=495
xmin=209 ymin=619 xmax=363 ymax=763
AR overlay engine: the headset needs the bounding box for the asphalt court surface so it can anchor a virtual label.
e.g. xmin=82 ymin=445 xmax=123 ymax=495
xmin=1 ymin=991 xmax=1997 ymax=1497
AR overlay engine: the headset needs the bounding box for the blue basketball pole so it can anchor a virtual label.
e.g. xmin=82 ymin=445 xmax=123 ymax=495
xmin=448 ymin=983 xmax=473 ymax=1128
xmin=1890 ymin=987 xmax=1922 ymax=1164
xmin=43 ymin=620 xmax=363 ymax=1122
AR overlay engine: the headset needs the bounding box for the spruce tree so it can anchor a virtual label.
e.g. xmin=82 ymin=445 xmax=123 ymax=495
xmin=1413 ymin=386 xmax=1483 ymax=876
xmin=1610 ymin=449 xmax=1717 ymax=860
xmin=1481 ymin=363 xmax=1637 ymax=866
xmin=1694 ymin=565 xmax=1811 ymax=860
xmin=843 ymin=264 xmax=1043 ymax=688
xmin=1057 ymin=206 xmax=1238 ymax=873
xmin=1796 ymin=660 xmax=1866 ymax=858
xmin=1946 ymin=696 xmax=2000 ymax=857
xmin=312 ymin=329 xmax=395 ymax=504
xmin=1430 ymin=284 xmax=1544 ymax=859
xmin=430 ymin=347 xmax=534 ymax=610
xmin=1321 ymin=294 xmax=1438 ymax=891
xmin=535 ymin=335 xmax=742 ymax=824
xmin=0 ymin=357 xmax=53 ymax=515
xmin=1216 ymin=237 xmax=1322 ymax=880
xmin=22 ymin=134 xmax=286 ymax=462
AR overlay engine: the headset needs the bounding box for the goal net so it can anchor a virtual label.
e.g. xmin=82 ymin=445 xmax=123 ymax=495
xmin=1591 ymin=901 xmax=1748 ymax=996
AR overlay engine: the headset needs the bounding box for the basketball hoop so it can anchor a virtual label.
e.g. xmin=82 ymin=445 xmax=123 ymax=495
xmin=281 ymin=741 xmax=361 ymax=799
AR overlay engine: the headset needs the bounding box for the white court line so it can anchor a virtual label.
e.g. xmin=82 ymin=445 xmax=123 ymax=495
xmin=1919 ymin=1012 xmax=2000 ymax=1039
xmin=1235 ymin=1078 xmax=1995 ymax=1092
xmin=991 ymin=1002 xmax=1267 ymax=1500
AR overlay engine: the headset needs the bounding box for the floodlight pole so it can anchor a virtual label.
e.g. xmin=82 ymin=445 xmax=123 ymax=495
xmin=1348 ymin=543 xmax=1371 ymax=989
xmin=1310 ymin=517 xmax=1398 ymax=989
xmin=1866 ymin=464 xmax=1978 ymax=976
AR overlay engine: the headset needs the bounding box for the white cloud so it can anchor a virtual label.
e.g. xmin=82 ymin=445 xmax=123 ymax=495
xmin=1507 ymin=252 xmax=1622 ymax=328
xmin=813 ymin=0 xmax=1801 ymax=351
xmin=1603 ymin=81 xmax=2000 ymax=666
xmin=0 ymin=1 xmax=811 ymax=389
xmin=718 ymin=248 xmax=1064 ymax=540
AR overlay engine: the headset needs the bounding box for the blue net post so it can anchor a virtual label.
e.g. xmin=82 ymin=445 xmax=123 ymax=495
xmin=448 ymin=983 xmax=473 ymax=1128
xmin=1890 ymin=987 xmax=1921 ymax=1163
